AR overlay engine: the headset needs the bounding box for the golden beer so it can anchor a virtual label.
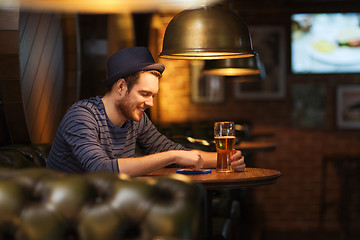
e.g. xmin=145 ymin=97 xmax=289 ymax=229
xmin=215 ymin=136 xmax=236 ymax=173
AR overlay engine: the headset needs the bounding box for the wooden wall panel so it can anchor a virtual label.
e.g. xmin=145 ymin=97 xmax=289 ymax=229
xmin=0 ymin=7 xmax=19 ymax=30
xmin=61 ymin=14 xmax=79 ymax=114
xmin=0 ymin=31 xmax=19 ymax=54
xmin=28 ymin=32 xmax=63 ymax=142
xmin=0 ymin=79 xmax=22 ymax=102
xmin=0 ymin=7 xmax=29 ymax=144
xmin=39 ymin=56 xmax=63 ymax=141
xmin=20 ymin=11 xmax=64 ymax=144
xmin=0 ymin=8 xmax=65 ymax=145
xmin=19 ymin=12 xmax=41 ymax=88
xmin=24 ymin=14 xmax=56 ymax=120
xmin=0 ymin=55 xmax=20 ymax=78
xmin=19 ymin=11 xmax=29 ymax=39
xmin=2 ymin=102 xmax=30 ymax=143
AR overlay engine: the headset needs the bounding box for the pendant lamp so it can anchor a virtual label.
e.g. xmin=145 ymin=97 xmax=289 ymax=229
xmin=159 ymin=5 xmax=256 ymax=60
xmin=203 ymin=55 xmax=262 ymax=76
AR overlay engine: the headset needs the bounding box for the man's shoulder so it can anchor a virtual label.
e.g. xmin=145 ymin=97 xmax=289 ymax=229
xmin=73 ymin=96 xmax=101 ymax=108
xmin=62 ymin=97 xmax=105 ymax=123
xmin=69 ymin=97 xmax=103 ymax=113
xmin=60 ymin=97 xmax=105 ymax=129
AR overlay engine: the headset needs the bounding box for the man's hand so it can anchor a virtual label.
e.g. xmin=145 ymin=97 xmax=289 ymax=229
xmin=231 ymin=150 xmax=246 ymax=172
xmin=174 ymin=150 xmax=204 ymax=170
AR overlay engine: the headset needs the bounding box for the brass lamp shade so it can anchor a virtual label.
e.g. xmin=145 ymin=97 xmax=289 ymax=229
xmin=203 ymin=55 xmax=262 ymax=76
xmin=159 ymin=6 xmax=256 ymax=60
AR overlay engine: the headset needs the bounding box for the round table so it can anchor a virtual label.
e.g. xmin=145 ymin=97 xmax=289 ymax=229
xmin=144 ymin=167 xmax=281 ymax=239
xmin=145 ymin=167 xmax=281 ymax=190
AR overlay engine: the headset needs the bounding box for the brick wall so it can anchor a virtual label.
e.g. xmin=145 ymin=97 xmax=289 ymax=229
xmin=252 ymin=128 xmax=360 ymax=233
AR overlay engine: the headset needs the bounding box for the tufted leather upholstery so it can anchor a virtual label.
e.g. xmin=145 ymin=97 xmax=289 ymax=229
xmin=0 ymin=144 xmax=50 ymax=168
xmin=0 ymin=168 xmax=204 ymax=240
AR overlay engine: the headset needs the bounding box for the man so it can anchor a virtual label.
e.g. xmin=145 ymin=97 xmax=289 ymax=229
xmin=47 ymin=47 xmax=245 ymax=176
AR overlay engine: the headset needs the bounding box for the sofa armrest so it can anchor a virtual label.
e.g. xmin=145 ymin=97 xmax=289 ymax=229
xmin=0 ymin=144 xmax=50 ymax=168
xmin=0 ymin=168 xmax=204 ymax=240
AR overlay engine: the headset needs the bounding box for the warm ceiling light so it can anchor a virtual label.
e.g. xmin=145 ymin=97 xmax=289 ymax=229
xmin=0 ymin=0 xmax=221 ymax=13
xmin=159 ymin=5 xmax=256 ymax=60
xmin=203 ymin=55 xmax=262 ymax=76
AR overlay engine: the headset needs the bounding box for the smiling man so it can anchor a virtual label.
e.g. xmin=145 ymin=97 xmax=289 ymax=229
xmin=47 ymin=47 xmax=245 ymax=176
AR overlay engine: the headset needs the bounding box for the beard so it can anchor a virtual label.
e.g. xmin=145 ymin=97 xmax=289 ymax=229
xmin=115 ymin=95 xmax=143 ymax=122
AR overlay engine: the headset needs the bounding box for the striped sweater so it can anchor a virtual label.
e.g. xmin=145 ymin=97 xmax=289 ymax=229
xmin=47 ymin=96 xmax=185 ymax=173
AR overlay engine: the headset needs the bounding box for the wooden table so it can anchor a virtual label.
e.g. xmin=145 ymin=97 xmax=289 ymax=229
xmin=144 ymin=167 xmax=281 ymax=239
xmin=146 ymin=167 xmax=281 ymax=190
xmin=235 ymin=141 xmax=278 ymax=153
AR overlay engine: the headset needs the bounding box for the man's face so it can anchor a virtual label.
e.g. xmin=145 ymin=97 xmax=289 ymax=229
xmin=116 ymin=72 xmax=159 ymax=122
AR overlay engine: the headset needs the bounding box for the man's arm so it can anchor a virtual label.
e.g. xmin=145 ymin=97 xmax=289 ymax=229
xmin=117 ymin=150 xmax=203 ymax=176
xmin=117 ymin=148 xmax=245 ymax=177
xmin=198 ymin=150 xmax=217 ymax=168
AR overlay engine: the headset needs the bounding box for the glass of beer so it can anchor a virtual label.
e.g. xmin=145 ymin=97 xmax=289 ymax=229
xmin=214 ymin=121 xmax=236 ymax=173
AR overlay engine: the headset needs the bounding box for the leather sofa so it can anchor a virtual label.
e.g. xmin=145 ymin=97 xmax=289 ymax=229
xmin=0 ymin=144 xmax=205 ymax=239
xmin=0 ymin=167 xmax=204 ymax=240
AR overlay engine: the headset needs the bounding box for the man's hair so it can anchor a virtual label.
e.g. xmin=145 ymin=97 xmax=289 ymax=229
xmin=106 ymin=70 xmax=162 ymax=93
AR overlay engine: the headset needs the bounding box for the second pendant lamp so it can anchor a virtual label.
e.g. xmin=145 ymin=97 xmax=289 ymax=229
xmin=203 ymin=55 xmax=263 ymax=76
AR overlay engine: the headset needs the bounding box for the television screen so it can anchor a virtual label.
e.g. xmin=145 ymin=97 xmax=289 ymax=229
xmin=291 ymin=13 xmax=360 ymax=74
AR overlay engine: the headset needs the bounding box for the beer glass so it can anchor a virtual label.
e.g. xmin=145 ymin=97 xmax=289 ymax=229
xmin=214 ymin=121 xmax=236 ymax=173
